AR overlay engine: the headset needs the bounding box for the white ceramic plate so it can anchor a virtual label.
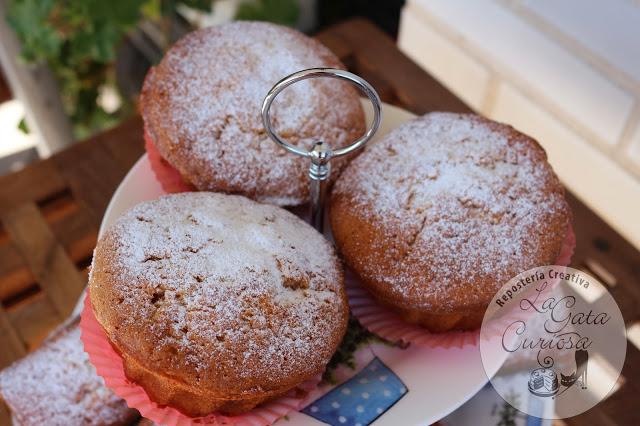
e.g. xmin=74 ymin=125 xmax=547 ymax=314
xmin=100 ymin=101 xmax=501 ymax=426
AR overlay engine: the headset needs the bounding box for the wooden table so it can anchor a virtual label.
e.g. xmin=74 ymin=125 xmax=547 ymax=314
xmin=0 ymin=18 xmax=638 ymax=425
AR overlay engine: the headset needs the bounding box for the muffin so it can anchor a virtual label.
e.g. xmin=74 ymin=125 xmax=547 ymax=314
xmin=140 ymin=21 xmax=365 ymax=206
xmin=89 ymin=193 xmax=348 ymax=416
xmin=0 ymin=320 xmax=137 ymax=426
xmin=330 ymin=113 xmax=571 ymax=332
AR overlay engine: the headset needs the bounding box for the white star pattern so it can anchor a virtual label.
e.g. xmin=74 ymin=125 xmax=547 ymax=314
xmin=338 ymin=415 xmax=347 ymax=423
xmin=331 ymin=401 xmax=340 ymax=409
xmin=383 ymin=389 xmax=391 ymax=397
xmin=356 ymin=405 xmax=364 ymax=413
xmin=359 ymin=378 xmax=369 ymax=384
xmin=362 ymin=392 xmax=370 ymax=399
xmin=310 ymin=405 xmax=318 ymax=413
xmin=341 ymin=388 xmax=351 ymax=395
xmin=379 ymin=375 xmax=388 ymax=382
xmin=376 ymin=407 xmax=383 ymax=414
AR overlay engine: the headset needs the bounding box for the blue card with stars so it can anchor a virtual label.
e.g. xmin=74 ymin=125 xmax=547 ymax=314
xmin=302 ymin=357 xmax=408 ymax=425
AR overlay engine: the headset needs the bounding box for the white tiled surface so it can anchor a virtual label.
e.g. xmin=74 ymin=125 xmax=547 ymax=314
xmin=628 ymin=123 xmax=640 ymax=168
xmin=520 ymin=0 xmax=640 ymax=84
xmin=399 ymin=0 xmax=640 ymax=249
xmin=491 ymin=82 xmax=589 ymax=174
xmin=408 ymin=0 xmax=634 ymax=145
xmin=398 ymin=7 xmax=491 ymax=111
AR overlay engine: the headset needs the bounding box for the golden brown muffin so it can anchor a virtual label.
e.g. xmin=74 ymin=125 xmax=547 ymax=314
xmin=0 ymin=319 xmax=138 ymax=426
xmin=330 ymin=113 xmax=571 ymax=332
xmin=140 ymin=21 xmax=365 ymax=206
xmin=89 ymin=193 xmax=348 ymax=416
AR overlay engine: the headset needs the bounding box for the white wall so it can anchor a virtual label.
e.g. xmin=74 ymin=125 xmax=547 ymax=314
xmin=398 ymin=0 xmax=640 ymax=250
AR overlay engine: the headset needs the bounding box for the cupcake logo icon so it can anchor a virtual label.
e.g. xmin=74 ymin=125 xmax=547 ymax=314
xmin=528 ymin=366 xmax=559 ymax=397
xmin=480 ymin=266 xmax=625 ymax=419
xmin=527 ymin=348 xmax=588 ymax=398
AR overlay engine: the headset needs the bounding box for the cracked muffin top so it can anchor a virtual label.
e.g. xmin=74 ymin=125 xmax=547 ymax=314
xmin=89 ymin=192 xmax=348 ymax=397
xmin=330 ymin=112 xmax=571 ymax=316
xmin=140 ymin=21 xmax=365 ymax=206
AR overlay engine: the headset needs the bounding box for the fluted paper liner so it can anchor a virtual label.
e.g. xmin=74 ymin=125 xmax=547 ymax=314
xmin=145 ymin=127 xmax=195 ymax=194
xmin=80 ymin=292 xmax=320 ymax=426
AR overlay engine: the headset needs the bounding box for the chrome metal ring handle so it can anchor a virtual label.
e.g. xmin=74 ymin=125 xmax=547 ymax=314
xmin=261 ymin=68 xmax=382 ymax=232
xmin=261 ymin=68 xmax=382 ymax=159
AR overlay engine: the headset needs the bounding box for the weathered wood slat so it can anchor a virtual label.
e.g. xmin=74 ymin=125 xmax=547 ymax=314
xmin=0 ymin=160 xmax=66 ymax=213
xmin=100 ymin=117 xmax=146 ymax=170
xmin=7 ymin=292 xmax=61 ymax=351
xmin=0 ymin=85 xmax=144 ymax=369
xmin=48 ymin=203 xmax=98 ymax=266
xmin=53 ymin=141 xmax=132 ymax=227
xmin=0 ymin=242 xmax=34 ymax=303
xmin=314 ymin=31 xmax=354 ymax=66
xmin=1 ymin=203 xmax=85 ymax=317
xmin=50 ymin=118 xmax=144 ymax=226
xmin=0 ymin=400 xmax=11 ymax=426
xmin=567 ymin=192 xmax=640 ymax=323
xmin=0 ymin=200 xmax=95 ymax=307
xmin=0 ymin=306 xmax=25 ymax=368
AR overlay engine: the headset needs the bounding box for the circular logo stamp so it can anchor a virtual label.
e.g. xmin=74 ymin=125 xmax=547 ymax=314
xmin=480 ymin=266 xmax=626 ymax=419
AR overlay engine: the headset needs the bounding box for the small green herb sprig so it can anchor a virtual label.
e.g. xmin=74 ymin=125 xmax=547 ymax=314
xmin=323 ymin=316 xmax=390 ymax=384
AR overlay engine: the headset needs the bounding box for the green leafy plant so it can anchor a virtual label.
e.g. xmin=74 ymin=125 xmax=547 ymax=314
xmin=236 ymin=0 xmax=299 ymax=26
xmin=7 ymin=0 xmax=155 ymax=138
xmin=6 ymin=0 xmax=298 ymax=139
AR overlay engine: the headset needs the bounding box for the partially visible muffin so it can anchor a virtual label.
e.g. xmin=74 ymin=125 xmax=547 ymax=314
xmin=89 ymin=193 xmax=348 ymax=416
xmin=141 ymin=21 xmax=365 ymax=206
xmin=331 ymin=113 xmax=571 ymax=332
xmin=0 ymin=320 xmax=138 ymax=426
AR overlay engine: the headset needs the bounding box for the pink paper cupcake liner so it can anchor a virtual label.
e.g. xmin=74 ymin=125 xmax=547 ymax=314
xmin=348 ymin=225 xmax=576 ymax=349
xmin=80 ymin=292 xmax=320 ymax=426
xmin=145 ymin=127 xmax=195 ymax=194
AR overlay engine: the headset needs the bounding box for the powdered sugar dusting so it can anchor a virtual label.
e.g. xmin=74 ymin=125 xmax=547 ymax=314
xmin=141 ymin=21 xmax=365 ymax=205
xmin=332 ymin=113 xmax=571 ymax=313
xmin=0 ymin=323 xmax=135 ymax=426
xmin=90 ymin=192 xmax=347 ymax=395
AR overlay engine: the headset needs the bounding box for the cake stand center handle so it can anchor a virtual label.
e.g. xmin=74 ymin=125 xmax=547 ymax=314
xmin=261 ymin=68 xmax=382 ymax=232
